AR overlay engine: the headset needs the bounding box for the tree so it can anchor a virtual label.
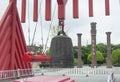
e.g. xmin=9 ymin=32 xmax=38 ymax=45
xmin=36 ymin=45 xmax=43 ymax=55
xmin=111 ymin=44 xmax=120 ymax=50
xmin=45 ymin=48 xmax=50 ymax=55
xmin=96 ymin=43 xmax=107 ymax=63
xmin=73 ymin=46 xmax=78 ymax=58
xmin=87 ymin=51 xmax=104 ymax=64
xmin=111 ymin=49 xmax=120 ymax=65
xmin=97 ymin=43 xmax=107 ymax=56
xmin=74 ymin=58 xmax=78 ymax=65
xmin=82 ymin=45 xmax=91 ymax=64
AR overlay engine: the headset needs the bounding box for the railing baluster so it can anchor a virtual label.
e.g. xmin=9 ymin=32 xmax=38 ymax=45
xmin=0 ymin=68 xmax=113 ymax=79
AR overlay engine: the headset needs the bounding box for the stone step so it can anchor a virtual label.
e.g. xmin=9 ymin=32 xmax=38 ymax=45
xmin=63 ymin=79 xmax=74 ymax=82
xmin=71 ymin=76 xmax=108 ymax=82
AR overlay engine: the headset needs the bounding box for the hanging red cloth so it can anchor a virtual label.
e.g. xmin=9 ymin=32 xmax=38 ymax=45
xmin=21 ymin=0 xmax=26 ymax=23
xmin=57 ymin=0 xmax=68 ymax=19
xmin=89 ymin=0 xmax=93 ymax=17
xmin=105 ymin=0 xmax=110 ymax=15
xmin=45 ymin=0 xmax=51 ymax=21
xmin=33 ymin=0 xmax=38 ymax=21
xmin=73 ymin=0 xmax=79 ymax=18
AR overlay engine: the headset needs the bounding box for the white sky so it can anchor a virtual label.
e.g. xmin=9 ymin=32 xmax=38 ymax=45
xmin=1 ymin=0 xmax=120 ymax=47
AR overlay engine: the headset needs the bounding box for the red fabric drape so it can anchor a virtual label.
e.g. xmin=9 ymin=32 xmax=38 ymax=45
xmin=33 ymin=0 xmax=38 ymax=21
xmin=89 ymin=0 xmax=93 ymax=17
xmin=105 ymin=0 xmax=110 ymax=15
xmin=57 ymin=0 xmax=67 ymax=19
xmin=73 ymin=0 xmax=79 ymax=18
xmin=21 ymin=0 xmax=26 ymax=23
xmin=45 ymin=0 xmax=51 ymax=21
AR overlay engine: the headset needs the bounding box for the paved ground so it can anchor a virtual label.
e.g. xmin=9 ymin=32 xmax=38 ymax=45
xmin=72 ymin=76 xmax=107 ymax=82
xmin=114 ymin=74 xmax=120 ymax=82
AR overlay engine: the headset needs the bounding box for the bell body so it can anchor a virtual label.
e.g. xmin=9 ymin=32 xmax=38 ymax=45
xmin=50 ymin=35 xmax=74 ymax=68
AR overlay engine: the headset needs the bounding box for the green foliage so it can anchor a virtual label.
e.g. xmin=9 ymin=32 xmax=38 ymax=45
xmin=82 ymin=45 xmax=91 ymax=64
xmin=74 ymin=58 xmax=78 ymax=65
xmin=46 ymin=48 xmax=50 ymax=56
xmin=74 ymin=58 xmax=84 ymax=65
xmin=96 ymin=43 xmax=107 ymax=63
xmin=97 ymin=43 xmax=107 ymax=57
xmin=50 ymin=25 xmax=60 ymax=37
xmin=36 ymin=45 xmax=43 ymax=55
xmin=111 ymin=44 xmax=120 ymax=50
xmin=87 ymin=51 xmax=104 ymax=64
xmin=112 ymin=49 xmax=120 ymax=64
xmin=73 ymin=46 xmax=78 ymax=58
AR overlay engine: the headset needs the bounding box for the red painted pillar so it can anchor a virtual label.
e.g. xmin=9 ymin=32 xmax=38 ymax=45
xmin=89 ymin=0 xmax=93 ymax=17
xmin=33 ymin=0 xmax=38 ymax=21
xmin=73 ymin=0 xmax=79 ymax=18
xmin=105 ymin=0 xmax=110 ymax=15
xmin=21 ymin=0 xmax=26 ymax=23
xmin=45 ymin=0 xmax=51 ymax=21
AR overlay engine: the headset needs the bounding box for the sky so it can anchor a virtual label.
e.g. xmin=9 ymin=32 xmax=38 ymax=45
xmin=1 ymin=0 xmax=120 ymax=47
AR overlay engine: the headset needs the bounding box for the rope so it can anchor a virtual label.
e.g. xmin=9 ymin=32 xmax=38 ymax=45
xmin=31 ymin=0 xmax=57 ymax=54
xmin=31 ymin=22 xmax=38 ymax=45
xmin=39 ymin=0 xmax=44 ymax=49
xmin=27 ymin=0 xmax=31 ymax=45
xmin=43 ymin=2 xmax=57 ymax=53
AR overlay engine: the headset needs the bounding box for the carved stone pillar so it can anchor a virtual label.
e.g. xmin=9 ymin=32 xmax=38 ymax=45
xmin=91 ymin=22 xmax=97 ymax=68
xmin=77 ymin=33 xmax=82 ymax=68
xmin=106 ymin=32 xmax=112 ymax=68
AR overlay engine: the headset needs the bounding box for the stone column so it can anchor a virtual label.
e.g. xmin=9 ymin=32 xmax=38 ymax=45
xmin=91 ymin=22 xmax=97 ymax=68
xmin=77 ymin=33 xmax=82 ymax=68
xmin=106 ymin=32 xmax=112 ymax=68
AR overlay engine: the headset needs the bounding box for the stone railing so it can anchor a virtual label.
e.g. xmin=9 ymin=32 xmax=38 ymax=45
xmin=33 ymin=68 xmax=113 ymax=76
xmin=0 ymin=69 xmax=32 ymax=80
xmin=107 ymin=72 xmax=115 ymax=82
xmin=0 ymin=68 xmax=113 ymax=79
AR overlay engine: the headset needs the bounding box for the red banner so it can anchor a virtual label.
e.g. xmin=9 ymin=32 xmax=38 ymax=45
xmin=45 ymin=0 xmax=51 ymax=21
xmin=105 ymin=0 xmax=110 ymax=15
xmin=89 ymin=0 xmax=93 ymax=17
xmin=21 ymin=0 xmax=26 ymax=23
xmin=73 ymin=0 xmax=79 ymax=18
xmin=33 ymin=0 xmax=38 ymax=21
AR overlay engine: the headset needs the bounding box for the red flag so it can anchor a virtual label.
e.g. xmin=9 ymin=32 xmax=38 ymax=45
xmin=73 ymin=0 xmax=79 ymax=18
xmin=33 ymin=0 xmax=38 ymax=21
xmin=105 ymin=0 xmax=110 ymax=15
xmin=21 ymin=0 xmax=26 ymax=23
xmin=57 ymin=0 xmax=68 ymax=19
xmin=89 ymin=0 xmax=93 ymax=17
xmin=45 ymin=0 xmax=51 ymax=21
